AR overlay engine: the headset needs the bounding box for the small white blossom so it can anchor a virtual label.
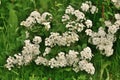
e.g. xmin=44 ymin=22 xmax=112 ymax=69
xmin=79 ymin=60 xmax=95 ymax=75
xmin=56 ymin=52 xmax=67 ymax=67
xmin=35 ymin=56 xmax=48 ymax=66
xmin=5 ymin=56 xmax=15 ymax=70
xmin=42 ymin=22 xmax=51 ymax=30
xmin=49 ymin=58 xmax=58 ymax=68
xmin=98 ymin=27 xmax=106 ymax=37
xmin=62 ymin=14 xmax=70 ymax=22
xmin=85 ymin=29 xmax=93 ymax=36
xmin=80 ymin=47 xmax=93 ymax=60
xmin=90 ymin=6 xmax=98 ymax=14
xmin=81 ymin=3 xmax=90 ymax=12
xmin=20 ymin=17 xmax=36 ymax=28
xmin=105 ymin=21 xmax=112 ymax=27
xmin=41 ymin=12 xmax=52 ymax=23
xmin=66 ymin=50 xmax=79 ymax=66
xmin=43 ymin=47 xmax=51 ymax=56
xmin=85 ymin=19 xmax=92 ymax=28
xmin=115 ymin=13 xmax=120 ymax=20
xmin=30 ymin=11 xmax=41 ymax=23
xmin=74 ymin=10 xmax=85 ymax=21
xmin=33 ymin=36 xmax=42 ymax=44
xmin=108 ymin=25 xmax=119 ymax=34
xmin=65 ymin=5 xmax=75 ymax=14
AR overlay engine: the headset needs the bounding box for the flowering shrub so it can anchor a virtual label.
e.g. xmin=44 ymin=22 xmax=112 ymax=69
xmin=0 ymin=0 xmax=119 ymax=79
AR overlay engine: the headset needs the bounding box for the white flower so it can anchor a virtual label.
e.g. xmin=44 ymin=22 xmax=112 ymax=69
xmin=107 ymin=34 xmax=116 ymax=42
xmin=84 ymin=62 xmax=95 ymax=75
xmin=5 ymin=56 xmax=15 ymax=70
xmin=66 ymin=50 xmax=79 ymax=66
xmin=41 ymin=12 xmax=52 ymax=22
xmin=14 ymin=53 xmax=24 ymax=66
xmin=79 ymin=60 xmax=95 ymax=75
xmin=85 ymin=1 xmax=92 ymax=7
xmin=43 ymin=47 xmax=51 ymax=56
xmin=104 ymin=47 xmax=114 ymax=57
xmin=85 ymin=19 xmax=92 ymax=28
xmin=81 ymin=3 xmax=90 ymax=12
xmin=105 ymin=21 xmax=112 ymax=27
xmin=24 ymin=54 xmax=33 ymax=65
xmin=98 ymin=27 xmax=106 ymax=37
xmin=75 ymin=23 xmax=85 ymax=32
xmin=108 ymin=25 xmax=119 ymax=34
xmin=56 ymin=52 xmax=67 ymax=67
xmin=112 ymin=0 xmax=117 ymax=2
xmin=85 ymin=29 xmax=93 ymax=36
xmin=62 ymin=14 xmax=70 ymax=22
xmin=42 ymin=22 xmax=51 ymax=30
xmin=30 ymin=11 xmax=41 ymax=23
xmin=49 ymin=58 xmax=58 ymax=68
xmin=35 ymin=56 xmax=48 ymax=66
xmin=115 ymin=13 xmax=120 ymax=20
xmin=80 ymin=47 xmax=93 ymax=60
xmin=33 ymin=36 xmax=42 ymax=44
xmin=90 ymin=6 xmax=98 ymax=14
xmin=74 ymin=10 xmax=85 ymax=21
xmin=92 ymin=38 xmax=100 ymax=45
xmin=20 ymin=17 xmax=36 ymax=28
xmin=65 ymin=5 xmax=74 ymax=14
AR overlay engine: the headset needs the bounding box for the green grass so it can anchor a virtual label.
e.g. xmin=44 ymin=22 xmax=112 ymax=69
xmin=0 ymin=0 xmax=120 ymax=80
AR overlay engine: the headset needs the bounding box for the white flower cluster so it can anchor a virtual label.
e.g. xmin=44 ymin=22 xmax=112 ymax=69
xmin=5 ymin=36 xmax=42 ymax=70
xmin=35 ymin=56 xmax=48 ymax=66
xmin=35 ymin=47 xmax=95 ymax=75
xmin=62 ymin=5 xmax=94 ymax=32
xmin=81 ymin=1 xmax=98 ymax=14
xmin=79 ymin=60 xmax=95 ymax=75
xmin=20 ymin=11 xmax=52 ymax=30
xmin=80 ymin=47 xmax=93 ymax=60
xmin=86 ymin=28 xmax=114 ymax=56
xmin=85 ymin=14 xmax=120 ymax=56
xmin=45 ymin=31 xmax=79 ymax=47
xmin=111 ymin=0 xmax=120 ymax=8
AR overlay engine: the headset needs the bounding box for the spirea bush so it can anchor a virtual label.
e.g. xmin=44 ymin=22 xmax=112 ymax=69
xmin=4 ymin=0 xmax=120 ymax=76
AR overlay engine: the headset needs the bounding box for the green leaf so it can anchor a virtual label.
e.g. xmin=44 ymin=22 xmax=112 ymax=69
xmin=82 ymin=44 xmax=87 ymax=49
xmin=64 ymin=67 xmax=72 ymax=72
xmin=8 ymin=9 xmax=18 ymax=27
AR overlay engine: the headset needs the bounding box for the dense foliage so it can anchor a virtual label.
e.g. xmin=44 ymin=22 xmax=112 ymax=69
xmin=0 ymin=0 xmax=120 ymax=80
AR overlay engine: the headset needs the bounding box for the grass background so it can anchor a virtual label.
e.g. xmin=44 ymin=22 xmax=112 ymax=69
xmin=0 ymin=0 xmax=120 ymax=80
